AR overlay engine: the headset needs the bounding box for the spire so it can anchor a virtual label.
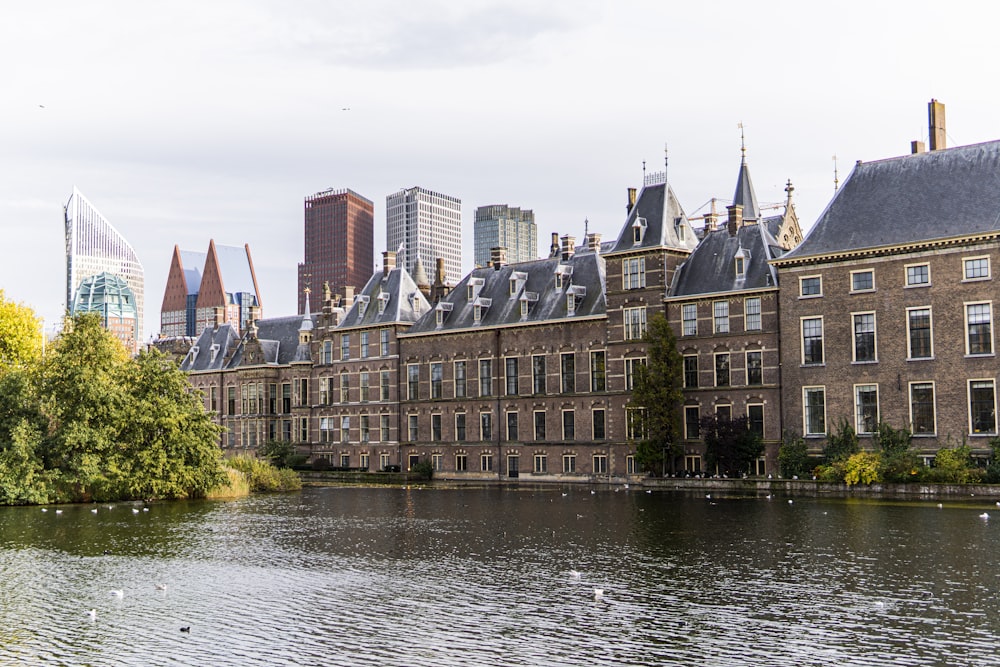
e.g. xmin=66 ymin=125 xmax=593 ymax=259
xmin=412 ymin=255 xmax=430 ymax=289
xmin=732 ymin=128 xmax=760 ymax=222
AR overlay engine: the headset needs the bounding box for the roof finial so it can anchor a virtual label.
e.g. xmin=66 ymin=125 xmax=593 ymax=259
xmin=832 ymin=155 xmax=840 ymax=192
xmin=785 ymin=179 xmax=794 ymax=204
xmin=664 ymin=142 xmax=669 ymax=184
xmin=642 ymin=160 xmax=646 ymax=181
xmin=738 ymin=122 xmax=746 ymax=163
xmin=584 ymin=217 xmax=589 ymax=239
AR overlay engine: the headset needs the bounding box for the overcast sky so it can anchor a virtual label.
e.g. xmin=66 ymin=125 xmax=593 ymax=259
xmin=3 ymin=0 xmax=999 ymax=340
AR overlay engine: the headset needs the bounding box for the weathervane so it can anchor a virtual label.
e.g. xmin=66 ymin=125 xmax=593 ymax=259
xmin=738 ymin=122 xmax=746 ymax=162
xmin=832 ymin=155 xmax=840 ymax=192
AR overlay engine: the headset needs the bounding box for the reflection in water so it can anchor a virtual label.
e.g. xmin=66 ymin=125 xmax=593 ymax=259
xmin=1 ymin=487 xmax=999 ymax=665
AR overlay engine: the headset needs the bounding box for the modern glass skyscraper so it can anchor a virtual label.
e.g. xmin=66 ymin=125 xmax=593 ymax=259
xmin=473 ymin=204 xmax=537 ymax=267
xmin=64 ymin=187 xmax=144 ymax=350
xmin=386 ymin=187 xmax=462 ymax=287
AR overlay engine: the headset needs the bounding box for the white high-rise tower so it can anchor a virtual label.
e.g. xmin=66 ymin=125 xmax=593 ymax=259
xmin=386 ymin=186 xmax=462 ymax=287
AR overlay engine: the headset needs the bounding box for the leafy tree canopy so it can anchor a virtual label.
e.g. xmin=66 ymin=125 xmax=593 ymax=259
xmin=630 ymin=312 xmax=684 ymax=474
xmin=0 ymin=290 xmax=42 ymax=374
xmin=700 ymin=415 xmax=764 ymax=477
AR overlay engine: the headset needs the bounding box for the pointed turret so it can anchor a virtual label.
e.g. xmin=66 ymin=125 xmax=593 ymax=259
xmin=732 ymin=148 xmax=761 ymax=223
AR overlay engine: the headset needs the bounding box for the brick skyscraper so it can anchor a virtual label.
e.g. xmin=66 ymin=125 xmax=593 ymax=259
xmin=297 ymin=188 xmax=374 ymax=314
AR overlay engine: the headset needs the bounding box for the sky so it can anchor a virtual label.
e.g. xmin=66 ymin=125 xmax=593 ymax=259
xmin=4 ymin=0 xmax=1000 ymax=341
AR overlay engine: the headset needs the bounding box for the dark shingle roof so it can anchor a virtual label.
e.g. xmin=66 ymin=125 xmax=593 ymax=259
xmin=607 ymin=181 xmax=698 ymax=254
xmin=670 ymin=223 xmax=780 ymax=297
xmin=338 ymin=267 xmax=430 ymax=329
xmin=781 ymin=140 xmax=1000 ymax=261
xmin=732 ymin=159 xmax=761 ymax=222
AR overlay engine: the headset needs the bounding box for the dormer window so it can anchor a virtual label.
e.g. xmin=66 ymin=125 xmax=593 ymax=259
xmin=210 ymin=344 xmax=220 ymax=363
xmin=632 ymin=216 xmax=647 ymax=245
xmin=467 ymin=277 xmax=485 ymax=300
xmin=566 ymin=285 xmax=587 ymax=316
xmin=473 ymin=297 xmax=492 ymax=325
xmin=435 ymin=302 xmax=453 ymax=329
xmin=520 ymin=291 xmax=538 ymax=320
xmin=377 ymin=291 xmax=390 ymax=314
xmin=734 ymin=247 xmax=748 ymax=280
xmin=554 ymin=264 xmax=573 ymax=290
xmin=357 ymin=295 xmax=370 ymax=317
xmin=509 ymin=271 xmax=527 ymax=297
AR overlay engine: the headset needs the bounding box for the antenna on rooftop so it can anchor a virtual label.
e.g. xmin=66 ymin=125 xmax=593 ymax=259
xmin=738 ymin=122 xmax=746 ymax=162
xmin=832 ymin=155 xmax=840 ymax=192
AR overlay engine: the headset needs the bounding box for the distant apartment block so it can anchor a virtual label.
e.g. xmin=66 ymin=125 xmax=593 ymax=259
xmin=297 ymin=188 xmax=374 ymax=314
xmin=474 ymin=204 xmax=537 ymax=267
xmin=64 ymin=187 xmax=145 ymax=351
xmin=386 ymin=186 xmax=462 ymax=287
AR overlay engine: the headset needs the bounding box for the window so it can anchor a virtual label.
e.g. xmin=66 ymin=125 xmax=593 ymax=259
xmin=506 ymin=412 xmax=519 ymax=441
xmin=360 ymin=414 xmax=370 ymax=443
xmin=804 ymin=387 xmax=826 ymax=436
xmin=360 ymin=331 xmax=369 ymax=358
xmin=359 ymin=372 xmax=370 ymax=403
xmin=623 ymin=257 xmax=646 ymax=289
xmin=909 ymin=382 xmax=936 ymax=435
xmin=906 ymin=263 xmax=929 ymax=287
xmin=454 ymin=361 xmax=467 ymax=398
xmin=380 ymin=328 xmax=390 ymax=356
xmin=624 ymin=357 xmax=646 ymax=391
xmin=340 ymin=416 xmax=350 ymax=443
xmin=746 ymin=351 xmax=762 ymax=386
xmin=593 ymin=409 xmax=606 ymax=440
xmin=360 ymin=453 xmax=370 ymax=470
xmin=744 ymin=297 xmax=761 ymax=331
xmin=685 ymin=406 xmax=700 ymax=439
xmin=799 ymin=276 xmax=821 ymax=297
xmin=851 ymin=270 xmax=874 ymax=292
xmin=298 ymin=417 xmax=308 ymax=442
xmin=455 ymin=413 xmax=466 ymax=441
xmin=715 ymin=405 xmax=732 ymax=421
xmin=590 ymin=351 xmax=606 ymax=392
xmin=713 ymin=301 xmax=729 ymax=333
xmin=341 ymin=333 xmax=350 ymax=360
xmin=280 ymin=384 xmax=289 ymax=413
xmin=735 ymin=256 xmax=746 ymax=279
xmin=456 ymin=454 xmax=468 ymax=472
xmin=801 ymin=317 xmax=824 ymax=365
xmin=747 ymin=404 xmax=764 ymax=438
xmin=970 ymin=380 xmax=997 ymax=434
xmin=626 ymin=407 xmax=645 ymax=440
xmin=430 ymin=362 xmax=443 ymax=399
xmin=407 ymin=414 xmax=418 ymax=442
xmin=854 ymin=384 xmax=879 ymax=435
xmin=682 ymin=303 xmax=698 ymax=336
xmin=560 ymin=353 xmax=576 ymax=393
xmin=407 ymin=364 xmax=419 ymax=400
xmin=380 ymin=453 xmax=390 ymax=471
xmin=505 ymin=357 xmax=519 ymax=395
xmin=479 ymin=359 xmax=493 ymax=397
xmin=907 ymin=308 xmax=932 ymax=359
xmin=683 ymin=355 xmax=698 ymax=388
xmin=562 ymin=454 xmax=576 ymax=474
xmin=593 ymin=454 xmax=608 ymax=474
xmin=319 ymin=377 xmax=330 ymax=405
xmin=531 ymin=355 xmax=546 ymax=394
xmin=964 ymin=256 xmax=991 ymax=280
xmin=533 ymin=454 xmax=547 ymax=474
xmin=852 ymin=312 xmax=876 ymax=362
xmin=714 ymin=353 xmax=730 ymax=387
xmin=380 ymin=415 xmax=390 ymax=442
xmin=562 ymin=410 xmax=575 ymax=440
xmin=626 ymin=456 xmax=637 ymax=475
xmin=319 ymin=417 xmax=332 ymax=443
xmin=481 ymin=453 xmax=493 ymax=472
xmin=339 ymin=373 xmax=349 ymax=404
xmin=481 ymin=412 xmax=493 ymax=441
xmin=534 ymin=411 xmax=546 ymax=440
xmin=380 ymin=370 xmax=391 ymax=402
xmin=322 ymin=340 xmax=333 ymax=364
xmin=298 ymin=378 xmax=309 ymax=407
xmin=431 ymin=414 xmax=441 ymax=441
xmin=624 ymin=306 xmax=647 ymax=340
xmin=966 ymin=302 xmax=993 ymax=355
xmin=432 ymin=454 xmax=443 ymax=472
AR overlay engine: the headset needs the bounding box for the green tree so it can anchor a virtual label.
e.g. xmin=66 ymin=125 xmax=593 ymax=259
xmin=0 ymin=420 xmax=56 ymax=505
xmin=700 ymin=415 xmax=764 ymax=477
xmin=0 ymin=291 xmax=42 ymax=374
xmin=630 ymin=312 xmax=684 ymax=475
xmin=872 ymin=421 xmax=919 ymax=482
xmin=777 ymin=433 xmax=812 ymax=478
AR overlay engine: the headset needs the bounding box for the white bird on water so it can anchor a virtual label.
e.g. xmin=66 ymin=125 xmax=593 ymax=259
xmin=132 ymin=508 xmax=140 ymax=514
xmin=55 ymin=509 xmax=63 ymax=514
xmin=41 ymin=508 xmax=47 ymax=512
xmin=110 ymin=589 xmax=124 ymax=598
xmin=980 ymin=512 xmax=990 ymax=520
xmin=569 ymin=570 xmax=581 ymax=580
xmin=155 ymin=583 xmax=168 ymax=591
xmin=91 ymin=509 xmax=98 ymax=514
xmin=87 ymin=609 xmax=96 ymax=621
xmin=593 ymin=588 xmax=604 ymax=600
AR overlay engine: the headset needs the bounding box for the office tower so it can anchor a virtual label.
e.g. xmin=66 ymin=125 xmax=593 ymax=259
xmin=297 ymin=188 xmax=374 ymax=314
xmin=473 ymin=204 xmax=537 ymax=267
xmin=386 ymin=186 xmax=462 ymax=287
xmin=72 ymin=272 xmax=140 ymax=353
xmin=64 ymin=187 xmax=145 ymax=350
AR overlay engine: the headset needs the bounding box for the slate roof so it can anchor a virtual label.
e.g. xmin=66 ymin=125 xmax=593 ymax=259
xmin=607 ymin=180 xmax=698 ymax=254
xmin=404 ymin=251 xmax=606 ymax=335
xmin=338 ymin=267 xmax=431 ymax=329
xmin=732 ymin=159 xmax=761 ymax=222
xmin=779 ymin=140 xmax=1000 ymax=262
xmin=180 ymin=314 xmax=317 ymax=371
xmin=179 ymin=323 xmax=241 ymax=372
xmin=670 ymin=222 xmax=780 ymax=297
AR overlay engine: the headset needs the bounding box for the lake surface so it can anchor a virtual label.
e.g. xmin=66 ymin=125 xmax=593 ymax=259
xmin=2 ymin=484 xmax=999 ymax=666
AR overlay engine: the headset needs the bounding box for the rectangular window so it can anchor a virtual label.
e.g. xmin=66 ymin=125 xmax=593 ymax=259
xmin=431 ymin=414 xmax=441 ymax=441
xmin=714 ymin=301 xmax=729 ymax=333
xmin=533 ymin=454 xmax=547 ymax=474
xmin=683 ymin=355 xmax=699 ymax=389
xmin=909 ymin=382 xmax=936 ymax=435
xmin=407 ymin=364 xmax=419 ymax=400
xmin=505 ymin=357 xmax=519 ymax=395
xmin=360 ymin=453 xmax=370 ymax=470
xmin=744 ymin=297 xmax=761 ymax=331
xmin=380 ymin=415 xmax=390 ymax=442
xmin=432 ymin=454 xmax=442 ymax=472
xmin=716 ymin=405 xmax=732 ymax=421
xmin=623 ymin=257 xmax=646 ymax=290
xmin=380 ymin=328 xmax=390 ymax=356
xmin=299 ymin=417 xmax=309 ymax=443
xmin=562 ymin=410 xmax=575 ymax=440
xmin=682 ymin=303 xmax=698 ymax=336
xmin=590 ymin=351 xmax=606 ymax=392
xmin=322 ymin=340 xmax=333 ymax=365
xmin=906 ymin=263 xmax=929 ymax=287
xmin=907 ymin=308 xmax=932 ymax=359
xmin=360 ymin=414 xmax=370 ymax=443
xmin=802 ymin=317 xmax=824 ymax=365
xmin=407 ymin=414 xmax=418 ymax=442
xmin=341 ymin=333 xmax=350 ymax=360
xmin=380 ymin=370 xmax=391 ymax=402
xmin=455 ymin=413 xmax=466 ymax=441
xmin=430 ymin=362 xmax=443 ymax=399
xmin=359 ymin=372 xmax=370 ymax=403
xmin=747 ymin=404 xmax=764 ymax=438
xmin=360 ymin=331 xmax=369 ymax=358
xmin=340 ymin=416 xmax=350 ymax=443
xmin=299 ymin=379 xmax=309 ymax=407
xmin=970 ymin=380 xmax=997 ymax=434
xmin=506 ymin=412 xmax=519 ymax=441
xmin=853 ymin=312 xmax=876 ymax=362
xmin=800 ymin=276 xmax=821 ymax=297
xmin=562 ymin=454 xmax=576 ymax=474
xmin=532 ymin=355 xmax=546 ymax=394
xmin=626 ymin=407 xmax=645 ymax=440
xmin=593 ymin=455 xmax=608 ymax=474
xmin=964 ymin=256 xmax=991 ymax=280
xmin=624 ymin=357 xmax=645 ymax=391
xmin=456 ymin=454 xmax=468 ymax=472
xmin=280 ymin=384 xmax=290 ymax=413
xmin=560 ymin=353 xmax=576 ymax=393
xmin=319 ymin=378 xmax=329 ymax=406
xmin=480 ymin=412 xmax=493 ymax=441
xmin=624 ymin=306 xmax=647 ymax=340
xmin=714 ymin=353 xmax=730 ymax=387
xmin=854 ymin=384 xmax=879 ymax=435
xmin=338 ymin=374 xmax=349 ymax=405
xmin=804 ymin=387 xmax=826 ymax=436
xmin=534 ymin=411 xmax=546 ymax=440
xmin=454 ymin=360 xmax=467 ymax=398
xmin=380 ymin=453 xmax=390 ymax=471
xmin=479 ymin=359 xmax=493 ymax=397
xmin=966 ymin=302 xmax=993 ymax=355
xmin=593 ymin=409 xmax=606 ymax=440
xmin=626 ymin=456 xmax=637 ymax=475
xmin=746 ymin=351 xmax=762 ymax=386
xmin=481 ymin=453 xmax=493 ymax=472
xmin=851 ymin=270 xmax=874 ymax=292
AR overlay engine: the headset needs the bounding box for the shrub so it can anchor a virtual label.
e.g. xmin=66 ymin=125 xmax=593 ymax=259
xmin=823 ymin=420 xmax=859 ymax=463
xmin=410 ymin=459 xmax=434 ymax=480
xmin=814 ymin=460 xmax=847 ymax=483
xmin=224 ymin=455 xmax=301 ymax=493
xmin=844 ymin=451 xmax=881 ymax=486
xmin=926 ymin=445 xmax=976 ymax=484
xmin=778 ymin=433 xmax=811 ymax=478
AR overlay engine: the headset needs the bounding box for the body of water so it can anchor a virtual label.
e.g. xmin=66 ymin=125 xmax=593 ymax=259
xmin=1 ymin=485 xmax=999 ymax=666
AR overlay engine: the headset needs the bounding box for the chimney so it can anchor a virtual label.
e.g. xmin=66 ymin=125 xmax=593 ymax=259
xmin=929 ymin=99 xmax=946 ymax=151
xmin=726 ymin=204 xmax=743 ymax=237
xmin=911 ymin=140 xmax=926 ymax=155
xmin=431 ymin=258 xmax=449 ymax=303
xmin=549 ymin=232 xmax=560 ymax=258
xmin=490 ymin=247 xmax=507 ymax=270
xmin=704 ymin=198 xmax=719 ymax=232
xmin=626 ymin=187 xmax=637 ymax=214
xmin=382 ymin=250 xmax=397 ymax=277
xmin=342 ymin=285 xmax=355 ymax=309
xmin=560 ymin=235 xmax=576 ymax=261
xmin=586 ymin=232 xmax=602 ymax=253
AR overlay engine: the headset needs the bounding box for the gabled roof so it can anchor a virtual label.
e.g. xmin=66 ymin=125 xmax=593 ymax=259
xmin=403 ymin=251 xmax=606 ymax=335
xmin=338 ymin=267 xmax=430 ymax=329
xmin=670 ymin=222 xmax=781 ymax=297
xmin=213 ymin=243 xmax=260 ymax=302
xmin=779 ymin=140 xmax=1000 ymax=262
xmin=179 ymin=323 xmax=241 ymax=372
xmin=607 ymin=179 xmax=698 ymax=254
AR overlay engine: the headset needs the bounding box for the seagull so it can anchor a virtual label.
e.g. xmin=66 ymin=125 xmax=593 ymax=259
xmin=590 ymin=490 xmax=595 ymax=495
xmin=55 ymin=509 xmax=63 ymax=514
xmin=561 ymin=492 xmax=568 ymax=497
xmin=980 ymin=512 xmax=990 ymax=520
xmin=937 ymin=503 xmax=943 ymax=508
xmin=41 ymin=508 xmax=48 ymax=512
xmin=142 ymin=508 xmax=149 ymax=512
xmin=569 ymin=570 xmax=581 ymax=579
xmin=788 ymin=499 xmax=794 ymax=504
xmin=87 ymin=609 xmax=96 ymax=621
xmin=91 ymin=509 xmax=98 ymax=514
xmin=765 ymin=494 xmax=773 ymax=500
xmin=593 ymin=588 xmax=604 ymax=600
xmin=155 ymin=583 xmax=168 ymax=591
xmin=110 ymin=589 xmax=124 ymax=598
xmin=705 ymin=494 xmax=711 ymax=499
xmin=132 ymin=508 xmax=140 ymax=514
